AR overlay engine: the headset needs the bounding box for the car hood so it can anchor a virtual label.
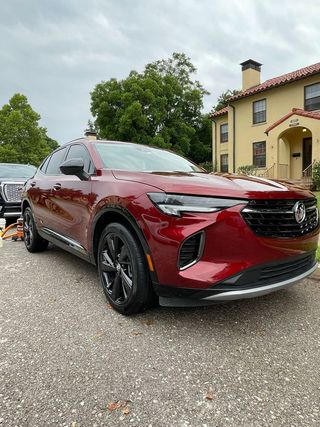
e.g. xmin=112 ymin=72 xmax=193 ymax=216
xmin=112 ymin=170 xmax=314 ymax=199
xmin=0 ymin=177 xmax=28 ymax=183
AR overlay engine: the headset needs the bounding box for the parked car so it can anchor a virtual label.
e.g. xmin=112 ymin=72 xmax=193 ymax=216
xmin=0 ymin=163 xmax=36 ymax=220
xmin=21 ymin=139 xmax=319 ymax=314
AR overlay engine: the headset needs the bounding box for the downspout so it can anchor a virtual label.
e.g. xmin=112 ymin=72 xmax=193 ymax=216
xmin=230 ymin=104 xmax=236 ymax=173
xmin=211 ymin=119 xmax=217 ymax=172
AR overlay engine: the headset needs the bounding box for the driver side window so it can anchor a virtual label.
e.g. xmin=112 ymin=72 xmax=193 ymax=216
xmin=46 ymin=148 xmax=68 ymax=175
xmin=66 ymin=144 xmax=94 ymax=174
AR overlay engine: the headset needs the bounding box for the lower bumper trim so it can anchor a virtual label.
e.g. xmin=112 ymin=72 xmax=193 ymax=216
xmin=4 ymin=211 xmax=22 ymax=218
xmin=157 ymin=254 xmax=318 ymax=307
xmin=202 ymin=263 xmax=317 ymax=301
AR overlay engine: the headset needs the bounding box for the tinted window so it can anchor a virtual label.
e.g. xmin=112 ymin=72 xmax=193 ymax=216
xmin=40 ymin=156 xmax=51 ymax=173
xmin=0 ymin=164 xmax=36 ymax=179
xmin=93 ymin=143 xmax=203 ymax=173
xmin=46 ymin=148 xmax=67 ymax=175
xmin=66 ymin=144 xmax=93 ymax=173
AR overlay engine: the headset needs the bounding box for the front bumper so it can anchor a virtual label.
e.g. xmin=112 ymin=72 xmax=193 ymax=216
xmin=155 ymin=251 xmax=318 ymax=306
xmin=0 ymin=203 xmax=22 ymax=218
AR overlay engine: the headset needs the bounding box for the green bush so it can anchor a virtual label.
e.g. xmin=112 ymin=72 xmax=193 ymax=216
xmin=237 ymin=165 xmax=257 ymax=176
xmin=200 ymin=161 xmax=214 ymax=172
xmin=312 ymin=162 xmax=320 ymax=190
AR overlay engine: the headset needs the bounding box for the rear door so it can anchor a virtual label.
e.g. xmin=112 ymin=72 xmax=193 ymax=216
xmin=28 ymin=147 xmax=68 ymax=229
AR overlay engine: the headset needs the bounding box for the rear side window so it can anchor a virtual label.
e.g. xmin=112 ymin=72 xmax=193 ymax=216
xmin=46 ymin=148 xmax=68 ymax=175
xmin=40 ymin=156 xmax=51 ymax=173
xmin=66 ymin=144 xmax=94 ymax=174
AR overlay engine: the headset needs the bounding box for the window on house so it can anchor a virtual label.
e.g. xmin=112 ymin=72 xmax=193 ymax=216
xmin=220 ymin=123 xmax=228 ymax=143
xmin=220 ymin=154 xmax=228 ymax=172
xmin=305 ymin=83 xmax=320 ymax=111
xmin=253 ymin=99 xmax=266 ymax=124
xmin=253 ymin=141 xmax=266 ymax=168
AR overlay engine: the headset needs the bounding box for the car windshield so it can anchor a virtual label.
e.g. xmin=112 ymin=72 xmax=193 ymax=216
xmin=93 ymin=143 xmax=204 ymax=173
xmin=0 ymin=164 xmax=36 ymax=179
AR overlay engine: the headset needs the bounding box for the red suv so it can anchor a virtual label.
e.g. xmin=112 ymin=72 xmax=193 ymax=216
xmin=22 ymin=138 xmax=319 ymax=314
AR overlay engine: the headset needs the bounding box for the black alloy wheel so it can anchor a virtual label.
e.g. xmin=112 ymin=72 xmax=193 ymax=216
xmin=101 ymin=232 xmax=133 ymax=304
xmin=98 ymin=223 xmax=156 ymax=314
xmin=23 ymin=207 xmax=48 ymax=252
xmin=23 ymin=209 xmax=33 ymax=248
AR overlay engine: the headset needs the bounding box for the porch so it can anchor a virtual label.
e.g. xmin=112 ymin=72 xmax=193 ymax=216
xmin=257 ymin=126 xmax=313 ymax=183
xmin=257 ymin=108 xmax=320 ymax=186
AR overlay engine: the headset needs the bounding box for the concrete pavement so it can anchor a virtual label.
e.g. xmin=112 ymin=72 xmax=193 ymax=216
xmin=1 ymin=241 xmax=320 ymax=426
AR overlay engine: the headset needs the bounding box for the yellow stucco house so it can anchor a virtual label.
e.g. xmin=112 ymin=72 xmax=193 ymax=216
xmin=210 ymin=59 xmax=320 ymax=182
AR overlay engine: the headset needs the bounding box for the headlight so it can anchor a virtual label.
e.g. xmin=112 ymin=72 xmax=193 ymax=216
xmin=147 ymin=193 xmax=246 ymax=217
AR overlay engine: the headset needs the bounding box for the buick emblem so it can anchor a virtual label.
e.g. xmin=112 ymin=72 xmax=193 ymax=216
xmin=293 ymin=201 xmax=306 ymax=224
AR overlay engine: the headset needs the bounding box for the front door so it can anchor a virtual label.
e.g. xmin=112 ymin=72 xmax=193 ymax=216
xmin=303 ymin=137 xmax=312 ymax=171
xmin=46 ymin=144 xmax=96 ymax=251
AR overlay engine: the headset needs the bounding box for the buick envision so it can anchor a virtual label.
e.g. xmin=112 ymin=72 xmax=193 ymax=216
xmin=22 ymin=139 xmax=319 ymax=314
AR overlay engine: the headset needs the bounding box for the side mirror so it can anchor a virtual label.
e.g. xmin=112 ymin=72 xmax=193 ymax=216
xmin=60 ymin=158 xmax=89 ymax=181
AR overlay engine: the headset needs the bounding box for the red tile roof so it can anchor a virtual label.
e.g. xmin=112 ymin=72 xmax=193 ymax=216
xmin=210 ymin=106 xmax=228 ymax=118
xmin=265 ymin=108 xmax=320 ymax=134
xmin=230 ymin=62 xmax=320 ymax=101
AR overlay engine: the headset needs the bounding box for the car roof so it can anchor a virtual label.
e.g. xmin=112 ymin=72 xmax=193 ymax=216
xmin=65 ymin=138 xmax=136 ymax=146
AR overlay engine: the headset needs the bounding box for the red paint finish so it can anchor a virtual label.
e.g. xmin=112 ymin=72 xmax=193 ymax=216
xmin=23 ymin=139 xmax=319 ymax=294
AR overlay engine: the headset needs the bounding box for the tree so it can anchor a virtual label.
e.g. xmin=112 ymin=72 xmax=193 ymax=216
xmin=189 ymin=114 xmax=212 ymax=164
xmin=0 ymin=94 xmax=58 ymax=166
xmin=90 ymin=52 xmax=211 ymax=162
xmin=212 ymin=89 xmax=241 ymax=112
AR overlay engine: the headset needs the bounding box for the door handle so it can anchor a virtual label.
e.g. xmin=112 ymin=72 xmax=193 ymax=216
xmin=53 ymin=183 xmax=61 ymax=191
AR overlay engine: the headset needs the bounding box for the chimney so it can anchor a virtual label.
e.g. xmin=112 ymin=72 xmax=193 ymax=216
xmin=240 ymin=59 xmax=262 ymax=91
xmin=84 ymin=130 xmax=97 ymax=140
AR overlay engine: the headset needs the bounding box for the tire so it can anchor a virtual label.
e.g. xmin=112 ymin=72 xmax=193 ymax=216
xmin=23 ymin=207 xmax=48 ymax=253
xmin=98 ymin=222 xmax=156 ymax=315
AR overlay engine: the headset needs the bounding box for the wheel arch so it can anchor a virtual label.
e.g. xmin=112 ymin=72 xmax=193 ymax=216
xmin=91 ymin=207 xmax=158 ymax=282
xmin=21 ymin=199 xmax=30 ymax=213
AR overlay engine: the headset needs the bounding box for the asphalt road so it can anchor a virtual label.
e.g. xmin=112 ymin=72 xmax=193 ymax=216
xmin=1 ymin=241 xmax=320 ymax=427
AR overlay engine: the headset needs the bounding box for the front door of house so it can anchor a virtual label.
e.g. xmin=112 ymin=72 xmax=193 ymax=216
xmin=303 ymin=137 xmax=312 ymax=171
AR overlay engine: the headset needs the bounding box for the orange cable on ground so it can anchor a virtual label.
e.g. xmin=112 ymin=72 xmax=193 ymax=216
xmin=0 ymin=218 xmax=24 ymax=241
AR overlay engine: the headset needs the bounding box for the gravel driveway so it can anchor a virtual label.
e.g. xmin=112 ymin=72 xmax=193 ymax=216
xmin=1 ymin=241 xmax=319 ymax=426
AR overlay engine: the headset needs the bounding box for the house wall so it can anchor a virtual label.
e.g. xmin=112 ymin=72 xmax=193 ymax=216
xmin=212 ymin=114 xmax=230 ymax=172
xmin=212 ymin=74 xmax=320 ymax=176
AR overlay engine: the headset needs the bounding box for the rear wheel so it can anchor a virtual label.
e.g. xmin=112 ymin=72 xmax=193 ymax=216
xmin=98 ymin=222 xmax=155 ymax=315
xmin=23 ymin=207 xmax=48 ymax=252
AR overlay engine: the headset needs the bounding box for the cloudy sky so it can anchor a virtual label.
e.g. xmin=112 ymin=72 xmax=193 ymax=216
xmin=1 ymin=0 xmax=320 ymax=143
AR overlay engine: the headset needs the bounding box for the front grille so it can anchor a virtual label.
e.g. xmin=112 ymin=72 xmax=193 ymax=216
xmin=1 ymin=182 xmax=24 ymax=203
xmin=241 ymin=198 xmax=319 ymax=238
xmin=178 ymin=232 xmax=204 ymax=270
xmin=214 ymin=251 xmax=316 ymax=291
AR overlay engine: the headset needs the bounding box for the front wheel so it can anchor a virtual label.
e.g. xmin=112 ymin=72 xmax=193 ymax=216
xmin=98 ymin=223 xmax=155 ymax=315
xmin=23 ymin=207 xmax=48 ymax=252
